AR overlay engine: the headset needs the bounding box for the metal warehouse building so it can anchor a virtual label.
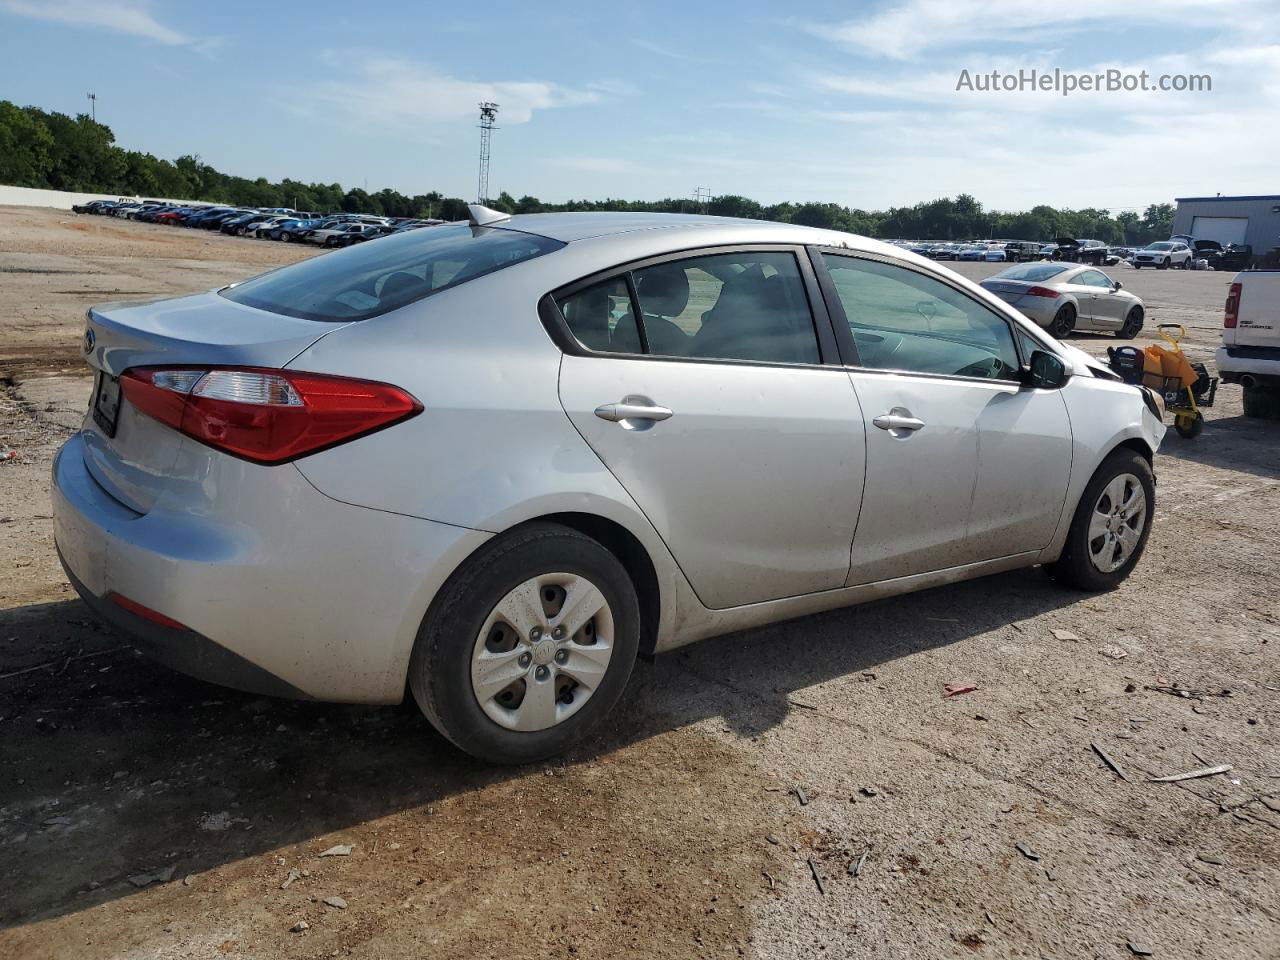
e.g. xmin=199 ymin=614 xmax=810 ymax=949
xmin=1172 ymin=194 xmax=1280 ymax=259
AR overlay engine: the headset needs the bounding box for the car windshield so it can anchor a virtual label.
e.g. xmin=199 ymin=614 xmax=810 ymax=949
xmin=221 ymin=224 xmax=564 ymax=322
xmin=992 ymin=263 xmax=1071 ymax=282
xmin=1146 ymin=242 xmax=1174 ymax=250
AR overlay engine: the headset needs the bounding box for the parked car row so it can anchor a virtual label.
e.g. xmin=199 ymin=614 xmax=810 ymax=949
xmin=71 ymin=199 xmax=442 ymax=248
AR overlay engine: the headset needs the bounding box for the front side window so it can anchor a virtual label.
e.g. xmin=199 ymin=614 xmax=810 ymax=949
xmin=222 ymin=224 xmax=563 ymax=322
xmin=631 ymin=252 xmax=819 ymax=364
xmin=822 ymin=253 xmax=1020 ymax=381
xmin=1078 ymin=270 xmax=1113 ymax=288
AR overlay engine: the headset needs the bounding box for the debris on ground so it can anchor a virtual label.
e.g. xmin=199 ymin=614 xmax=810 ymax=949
xmin=322 ymin=895 xmax=348 ymax=909
xmin=1051 ymin=629 xmax=1082 ymax=641
xmin=290 ymin=920 xmax=309 ymax=933
xmin=1145 ymin=684 xmax=1232 ymax=700
xmin=944 ymin=681 xmax=978 ymax=697
xmin=318 ymin=844 xmax=353 ymax=858
xmin=1098 ymin=645 xmax=1128 ymax=660
xmin=127 ymin=866 xmax=176 ymax=888
xmin=806 ymin=858 xmax=825 ymax=895
xmin=848 ymin=846 xmax=871 ymax=878
xmin=1091 ymin=742 xmax=1130 ymax=782
xmin=790 ymin=787 xmax=809 ymax=806
xmin=1015 ymin=842 xmax=1041 ymax=861
xmin=1128 ymin=940 xmax=1154 ymax=956
xmin=859 ymin=786 xmax=878 ymax=797
xmin=281 ymin=868 xmax=302 ymax=890
xmin=765 ymin=834 xmax=780 ymax=846
xmin=1149 ymin=763 xmax=1233 ymax=783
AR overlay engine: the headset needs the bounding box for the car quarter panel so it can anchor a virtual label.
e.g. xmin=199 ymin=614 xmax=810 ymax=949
xmin=53 ymin=431 xmax=490 ymax=703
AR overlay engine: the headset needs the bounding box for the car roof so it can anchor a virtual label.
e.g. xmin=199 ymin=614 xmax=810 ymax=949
xmin=490 ymin=211 xmax=908 ymax=258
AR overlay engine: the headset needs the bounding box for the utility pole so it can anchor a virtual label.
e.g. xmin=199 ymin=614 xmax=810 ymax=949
xmin=477 ymin=102 xmax=500 ymax=204
xmin=86 ymin=92 xmax=96 ymax=122
xmin=692 ymin=186 xmax=712 ymax=213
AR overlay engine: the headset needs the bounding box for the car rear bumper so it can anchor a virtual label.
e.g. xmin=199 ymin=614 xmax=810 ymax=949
xmin=52 ymin=431 xmax=491 ymax=703
xmin=1216 ymin=346 xmax=1280 ymax=382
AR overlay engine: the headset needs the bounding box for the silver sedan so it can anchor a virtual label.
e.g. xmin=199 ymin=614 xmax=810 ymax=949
xmin=979 ymin=262 xmax=1145 ymax=339
xmin=53 ymin=209 xmax=1165 ymax=763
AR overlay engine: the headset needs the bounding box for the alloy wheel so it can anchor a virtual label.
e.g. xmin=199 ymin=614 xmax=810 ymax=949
xmin=1087 ymin=473 xmax=1147 ymax=573
xmin=470 ymin=573 xmax=614 ymax=732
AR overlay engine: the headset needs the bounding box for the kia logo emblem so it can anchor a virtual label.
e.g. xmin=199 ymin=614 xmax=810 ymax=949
xmin=83 ymin=329 xmax=95 ymax=353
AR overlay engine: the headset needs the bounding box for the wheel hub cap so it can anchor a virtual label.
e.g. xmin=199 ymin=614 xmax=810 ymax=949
xmin=470 ymin=573 xmax=615 ymax=732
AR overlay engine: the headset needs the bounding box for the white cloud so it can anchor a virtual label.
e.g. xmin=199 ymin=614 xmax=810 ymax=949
xmin=0 ymin=0 xmax=189 ymax=44
xmin=804 ymin=0 xmax=1264 ymax=60
xmin=299 ymin=57 xmax=600 ymax=130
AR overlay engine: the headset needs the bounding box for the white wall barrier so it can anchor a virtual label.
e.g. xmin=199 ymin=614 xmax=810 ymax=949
xmin=0 ymin=185 xmax=191 ymax=210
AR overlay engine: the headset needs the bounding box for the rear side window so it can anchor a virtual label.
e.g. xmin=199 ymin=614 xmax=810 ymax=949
xmin=558 ymin=278 xmax=642 ymax=353
xmin=555 ymin=251 xmax=821 ymax=365
xmin=222 ymin=224 xmax=563 ymax=322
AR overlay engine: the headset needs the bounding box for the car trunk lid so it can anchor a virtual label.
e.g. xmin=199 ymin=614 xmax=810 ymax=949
xmin=81 ymin=291 xmax=345 ymax=512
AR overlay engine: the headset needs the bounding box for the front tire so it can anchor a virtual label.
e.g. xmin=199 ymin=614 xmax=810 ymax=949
xmin=1046 ymin=449 xmax=1154 ymax=591
xmin=409 ymin=523 xmax=641 ymax=764
xmin=1050 ymin=303 xmax=1077 ymax=339
xmin=1159 ymin=258 xmax=1170 ymax=270
xmin=1119 ymin=306 xmax=1143 ymax=340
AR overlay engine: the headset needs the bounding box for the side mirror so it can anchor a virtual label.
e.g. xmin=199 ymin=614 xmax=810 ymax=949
xmin=1027 ymin=350 xmax=1069 ymax=389
xmin=1113 ymin=280 xmax=1123 ymax=290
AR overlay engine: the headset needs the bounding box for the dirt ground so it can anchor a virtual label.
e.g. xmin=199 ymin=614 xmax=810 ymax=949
xmin=1 ymin=206 xmax=1277 ymax=960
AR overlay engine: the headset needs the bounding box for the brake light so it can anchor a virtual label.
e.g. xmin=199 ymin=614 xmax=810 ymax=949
xmin=120 ymin=367 xmax=422 ymax=464
xmin=1224 ymin=282 xmax=1241 ymax=328
xmin=1024 ymin=286 xmax=1061 ymax=299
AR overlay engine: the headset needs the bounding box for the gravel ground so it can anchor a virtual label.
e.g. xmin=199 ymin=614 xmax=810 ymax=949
xmin=1 ymin=207 xmax=1277 ymax=959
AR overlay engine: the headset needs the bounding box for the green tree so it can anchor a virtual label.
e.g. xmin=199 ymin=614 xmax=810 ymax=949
xmin=0 ymin=101 xmax=54 ymax=186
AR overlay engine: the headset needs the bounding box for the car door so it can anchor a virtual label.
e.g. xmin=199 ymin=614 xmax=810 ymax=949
xmin=1077 ymin=269 xmax=1123 ymax=329
xmin=553 ymin=247 xmax=866 ymax=610
xmin=813 ymin=250 xmax=1073 ymax=585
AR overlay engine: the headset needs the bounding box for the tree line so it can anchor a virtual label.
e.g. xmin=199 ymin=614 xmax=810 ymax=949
xmin=0 ymin=100 xmax=1175 ymax=244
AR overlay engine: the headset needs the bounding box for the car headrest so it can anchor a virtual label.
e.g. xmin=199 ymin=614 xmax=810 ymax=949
xmin=378 ymin=271 xmax=422 ymax=304
xmin=636 ymin=264 xmax=690 ymax=317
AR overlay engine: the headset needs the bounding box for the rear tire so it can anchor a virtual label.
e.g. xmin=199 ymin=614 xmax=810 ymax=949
xmin=1243 ymin=384 xmax=1280 ymax=419
xmin=409 ymin=523 xmax=641 ymax=764
xmin=1046 ymin=449 xmax=1154 ymax=591
xmin=1050 ymin=303 xmax=1077 ymax=339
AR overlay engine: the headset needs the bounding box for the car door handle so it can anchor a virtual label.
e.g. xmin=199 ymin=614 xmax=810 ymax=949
xmin=594 ymin=401 xmax=673 ymax=423
xmin=873 ymin=413 xmax=925 ymax=432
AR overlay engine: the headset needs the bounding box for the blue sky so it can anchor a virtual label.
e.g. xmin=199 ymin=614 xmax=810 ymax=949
xmin=0 ymin=0 xmax=1276 ymax=212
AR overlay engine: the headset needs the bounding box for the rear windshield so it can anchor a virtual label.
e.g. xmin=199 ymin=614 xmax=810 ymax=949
xmin=221 ymin=224 xmax=564 ymax=322
xmin=992 ymin=263 xmax=1070 ymax=282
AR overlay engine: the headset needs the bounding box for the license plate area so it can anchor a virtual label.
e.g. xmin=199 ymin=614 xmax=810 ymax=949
xmin=92 ymin=372 xmax=122 ymax=437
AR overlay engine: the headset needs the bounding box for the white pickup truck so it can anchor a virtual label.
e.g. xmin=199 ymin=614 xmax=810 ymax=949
xmin=1218 ymin=271 xmax=1280 ymax=418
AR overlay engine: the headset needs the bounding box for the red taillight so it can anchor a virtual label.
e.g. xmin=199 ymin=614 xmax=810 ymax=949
xmin=1024 ymin=286 xmax=1061 ymax=299
xmin=1224 ymin=282 xmax=1241 ymax=328
xmin=120 ymin=367 xmax=422 ymax=464
xmin=109 ymin=593 xmax=189 ymax=631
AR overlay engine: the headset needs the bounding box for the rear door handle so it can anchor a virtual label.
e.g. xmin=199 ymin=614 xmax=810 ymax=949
xmin=873 ymin=413 xmax=925 ymax=432
xmin=594 ymin=401 xmax=673 ymax=423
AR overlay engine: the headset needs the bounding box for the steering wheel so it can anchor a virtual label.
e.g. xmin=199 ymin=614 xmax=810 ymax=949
xmin=953 ymin=356 xmax=1004 ymax=379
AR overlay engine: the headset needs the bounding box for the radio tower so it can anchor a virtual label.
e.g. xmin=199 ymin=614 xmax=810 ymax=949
xmin=477 ymin=102 xmax=500 ymax=204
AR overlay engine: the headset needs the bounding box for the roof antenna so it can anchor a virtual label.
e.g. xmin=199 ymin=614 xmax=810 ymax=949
xmin=467 ymin=203 xmax=511 ymax=227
